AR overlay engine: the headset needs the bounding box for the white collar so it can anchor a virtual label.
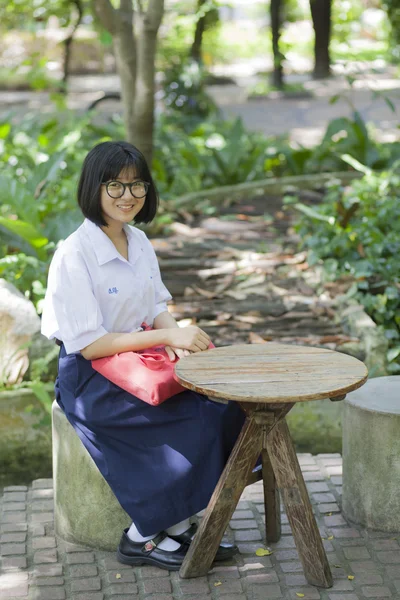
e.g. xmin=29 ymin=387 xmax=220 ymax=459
xmin=83 ymin=219 xmax=141 ymax=266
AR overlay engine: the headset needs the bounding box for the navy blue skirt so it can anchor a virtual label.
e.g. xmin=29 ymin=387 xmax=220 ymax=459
xmin=55 ymin=345 xmax=246 ymax=536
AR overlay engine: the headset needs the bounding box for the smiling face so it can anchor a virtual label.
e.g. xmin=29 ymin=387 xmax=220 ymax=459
xmin=100 ymin=168 xmax=147 ymax=229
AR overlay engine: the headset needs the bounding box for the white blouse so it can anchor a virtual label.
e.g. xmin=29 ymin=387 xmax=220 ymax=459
xmin=41 ymin=218 xmax=172 ymax=354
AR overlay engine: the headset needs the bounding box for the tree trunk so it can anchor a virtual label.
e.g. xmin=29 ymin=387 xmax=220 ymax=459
xmin=190 ymin=0 xmax=207 ymax=65
xmin=270 ymin=0 xmax=284 ymax=88
xmin=113 ymin=0 xmax=137 ymax=149
xmin=61 ymin=0 xmax=83 ymax=92
xmin=93 ymin=0 xmax=165 ymax=164
xmin=310 ymin=0 xmax=331 ymax=79
xmin=132 ymin=2 xmax=164 ymax=163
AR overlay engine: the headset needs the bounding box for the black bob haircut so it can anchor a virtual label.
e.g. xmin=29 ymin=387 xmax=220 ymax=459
xmin=77 ymin=141 xmax=158 ymax=227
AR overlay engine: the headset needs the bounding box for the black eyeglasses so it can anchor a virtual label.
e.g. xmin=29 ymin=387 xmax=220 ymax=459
xmin=101 ymin=180 xmax=150 ymax=199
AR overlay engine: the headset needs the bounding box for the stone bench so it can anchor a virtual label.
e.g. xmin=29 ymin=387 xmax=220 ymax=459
xmin=52 ymin=401 xmax=131 ymax=551
xmin=342 ymin=376 xmax=400 ymax=532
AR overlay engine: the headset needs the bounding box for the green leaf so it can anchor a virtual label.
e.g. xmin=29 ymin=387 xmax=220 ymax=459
xmin=340 ymin=154 xmax=372 ymax=175
xmin=99 ymin=29 xmax=113 ymax=46
xmin=387 ymin=347 xmax=400 ymax=362
xmin=255 ymin=547 xmax=273 ymax=556
xmin=293 ymin=203 xmax=335 ymax=225
xmin=0 ymin=217 xmax=48 ymax=259
xmin=329 ymin=94 xmax=340 ymax=105
xmin=384 ymin=96 xmax=396 ymax=113
xmin=27 ymin=382 xmax=53 ymax=413
xmin=0 ymin=123 xmax=11 ymax=138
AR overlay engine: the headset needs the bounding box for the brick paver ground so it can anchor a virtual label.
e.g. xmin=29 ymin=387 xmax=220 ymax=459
xmin=1 ymin=455 xmax=399 ymax=600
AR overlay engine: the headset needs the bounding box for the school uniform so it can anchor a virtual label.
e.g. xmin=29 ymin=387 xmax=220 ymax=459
xmin=41 ymin=218 xmax=245 ymax=536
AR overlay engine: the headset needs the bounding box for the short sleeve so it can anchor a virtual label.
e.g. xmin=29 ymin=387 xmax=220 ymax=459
xmin=41 ymin=248 xmax=107 ymax=354
xmin=141 ymin=233 xmax=172 ymax=318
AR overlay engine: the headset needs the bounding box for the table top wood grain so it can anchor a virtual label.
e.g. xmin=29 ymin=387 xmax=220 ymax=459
xmin=174 ymin=343 xmax=368 ymax=403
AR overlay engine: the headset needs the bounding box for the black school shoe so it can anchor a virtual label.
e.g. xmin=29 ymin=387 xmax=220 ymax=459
xmin=169 ymin=522 xmax=238 ymax=561
xmin=117 ymin=529 xmax=188 ymax=571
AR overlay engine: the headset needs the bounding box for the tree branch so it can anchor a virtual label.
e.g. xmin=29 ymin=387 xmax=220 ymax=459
xmin=92 ymin=0 xmax=118 ymax=35
xmin=146 ymin=0 xmax=165 ymax=29
xmin=119 ymin=0 xmax=134 ymax=29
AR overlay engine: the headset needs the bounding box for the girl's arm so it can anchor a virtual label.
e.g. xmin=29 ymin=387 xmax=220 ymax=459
xmin=81 ymin=329 xmax=170 ymax=360
xmin=81 ymin=324 xmax=210 ymax=360
xmin=153 ymin=310 xmax=179 ymax=330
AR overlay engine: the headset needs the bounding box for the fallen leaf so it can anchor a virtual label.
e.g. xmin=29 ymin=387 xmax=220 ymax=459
xmin=327 ymin=513 xmax=332 ymax=516
xmin=183 ymin=287 xmax=196 ymax=297
xmin=213 ymin=274 xmax=235 ymax=294
xmin=116 ymin=574 xmax=122 ymax=579
xmin=224 ymin=290 xmax=247 ymax=300
xmin=216 ymin=312 xmax=233 ymax=321
xmin=327 ymin=535 xmax=334 ymax=540
xmin=235 ymin=314 xmax=264 ymax=324
xmin=178 ymin=209 xmax=194 ymax=224
xmin=296 ymin=594 xmax=305 ymax=598
xmin=249 ymin=332 xmax=269 ymax=344
xmin=295 ymin=262 xmax=309 ymax=271
xmin=214 ymin=581 xmax=222 ymax=587
xmin=333 ymin=564 xmax=342 ymax=568
xmin=232 ymin=320 xmax=252 ymax=330
xmin=192 ymin=285 xmax=218 ymax=299
xmin=255 ymin=548 xmax=273 ymax=556
xmin=348 ymin=575 xmax=355 ymax=580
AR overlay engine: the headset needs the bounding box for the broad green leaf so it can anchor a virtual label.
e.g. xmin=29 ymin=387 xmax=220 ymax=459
xmin=387 ymin=347 xmax=400 ymax=362
xmin=27 ymin=382 xmax=53 ymax=415
xmin=340 ymin=154 xmax=372 ymax=175
xmin=0 ymin=123 xmax=11 ymax=138
xmin=294 ymin=203 xmax=335 ymax=225
xmin=0 ymin=217 xmax=48 ymax=259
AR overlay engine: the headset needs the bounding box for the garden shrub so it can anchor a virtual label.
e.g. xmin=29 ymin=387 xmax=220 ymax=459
xmin=293 ymin=163 xmax=400 ymax=374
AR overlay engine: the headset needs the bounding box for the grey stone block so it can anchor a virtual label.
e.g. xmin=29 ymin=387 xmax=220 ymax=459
xmin=0 ymin=533 xmax=26 ymax=543
xmin=52 ymin=402 xmax=130 ymax=551
xmin=32 ymin=564 xmax=63 ymax=577
xmin=1 ymin=556 xmax=27 ymax=569
xmin=0 ymin=581 xmax=28 ymax=598
xmin=343 ymin=376 xmax=400 ymax=532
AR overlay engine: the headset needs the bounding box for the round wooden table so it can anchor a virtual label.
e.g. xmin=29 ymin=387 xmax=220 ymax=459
xmin=174 ymin=343 xmax=368 ymax=586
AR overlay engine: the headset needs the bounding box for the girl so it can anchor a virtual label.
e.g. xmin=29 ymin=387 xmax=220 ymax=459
xmin=41 ymin=140 xmax=246 ymax=571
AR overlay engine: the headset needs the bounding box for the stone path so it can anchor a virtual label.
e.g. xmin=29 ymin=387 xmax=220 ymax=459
xmin=1 ymin=454 xmax=400 ymax=600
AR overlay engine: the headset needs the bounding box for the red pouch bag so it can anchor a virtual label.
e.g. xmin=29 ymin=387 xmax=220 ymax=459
xmin=91 ymin=323 xmax=214 ymax=406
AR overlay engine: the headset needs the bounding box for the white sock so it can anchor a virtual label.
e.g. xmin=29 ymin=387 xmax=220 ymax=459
xmin=127 ymin=522 xmax=181 ymax=552
xmin=165 ymin=518 xmax=191 ymax=536
xmin=157 ymin=537 xmax=181 ymax=551
xmin=127 ymin=522 xmax=155 ymax=543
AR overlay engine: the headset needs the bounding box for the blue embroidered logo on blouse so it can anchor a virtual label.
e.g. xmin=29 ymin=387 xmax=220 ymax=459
xmin=108 ymin=287 xmax=119 ymax=294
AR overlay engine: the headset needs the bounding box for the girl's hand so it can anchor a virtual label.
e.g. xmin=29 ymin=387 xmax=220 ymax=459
xmin=164 ymin=346 xmax=191 ymax=362
xmin=165 ymin=326 xmax=210 ymax=353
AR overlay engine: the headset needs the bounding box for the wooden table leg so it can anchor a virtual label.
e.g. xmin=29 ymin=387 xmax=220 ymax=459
xmin=266 ymin=419 xmax=333 ymax=588
xmin=179 ymin=414 xmax=263 ymax=578
xmin=262 ymin=448 xmax=281 ymax=543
